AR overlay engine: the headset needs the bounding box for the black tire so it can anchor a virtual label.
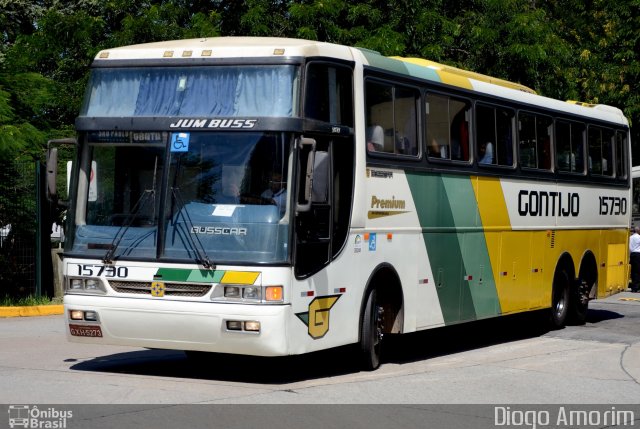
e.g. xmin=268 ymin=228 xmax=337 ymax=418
xmin=550 ymin=266 xmax=571 ymax=329
xmin=567 ymin=279 xmax=589 ymax=325
xmin=360 ymin=288 xmax=383 ymax=370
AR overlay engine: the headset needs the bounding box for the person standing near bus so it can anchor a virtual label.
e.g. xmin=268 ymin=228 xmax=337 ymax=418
xmin=630 ymin=226 xmax=640 ymax=292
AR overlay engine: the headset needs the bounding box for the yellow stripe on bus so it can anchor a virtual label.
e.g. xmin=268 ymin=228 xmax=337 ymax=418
xmin=472 ymin=176 xmax=525 ymax=314
xmin=220 ymin=271 xmax=260 ymax=285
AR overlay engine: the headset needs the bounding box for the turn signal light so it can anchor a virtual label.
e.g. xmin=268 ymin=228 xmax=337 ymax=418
xmin=265 ymin=286 xmax=283 ymax=302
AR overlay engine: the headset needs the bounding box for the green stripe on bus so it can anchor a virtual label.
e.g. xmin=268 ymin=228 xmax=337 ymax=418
xmin=441 ymin=176 xmax=501 ymax=319
xmin=398 ymin=61 xmax=442 ymax=82
xmin=359 ymin=50 xmax=411 ymax=75
xmin=358 ymin=49 xmax=442 ymax=82
xmin=155 ymin=268 xmax=224 ymax=283
xmin=406 ymin=173 xmax=500 ymax=323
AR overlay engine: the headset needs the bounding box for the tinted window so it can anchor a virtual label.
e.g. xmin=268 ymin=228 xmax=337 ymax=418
xmin=365 ymin=80 xmax=419 ymax=156
xmin=476 ymin=104 xmax=515 ymax=166
xmin=426 ymin=93 xmax=471 ymax=162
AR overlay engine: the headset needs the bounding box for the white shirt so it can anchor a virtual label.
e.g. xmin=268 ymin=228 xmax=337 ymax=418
xmin=630 ymin=232 xmax=640 ymax=253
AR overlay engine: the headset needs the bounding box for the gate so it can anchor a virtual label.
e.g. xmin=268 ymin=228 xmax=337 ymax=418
xmin=0 ymin=159 xmax=52 ymax=298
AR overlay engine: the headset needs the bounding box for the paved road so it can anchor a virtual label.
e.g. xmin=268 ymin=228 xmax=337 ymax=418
xmin=1 ymin=292 xmax=639 ymax=405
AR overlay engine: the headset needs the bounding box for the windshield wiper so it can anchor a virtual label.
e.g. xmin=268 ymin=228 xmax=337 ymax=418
xmin=102 ymin=189 xmax=154 ymax=264
xmin=171 ymin=187 xmax=215 ymax=269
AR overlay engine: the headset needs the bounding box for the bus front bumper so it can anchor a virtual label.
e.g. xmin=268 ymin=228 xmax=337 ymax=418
xmin=64 ymin=294 xmax=290 ymax=357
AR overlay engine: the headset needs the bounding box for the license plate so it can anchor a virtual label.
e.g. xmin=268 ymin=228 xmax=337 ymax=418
xmin=69 ymin=324 xmax=103 ymax=338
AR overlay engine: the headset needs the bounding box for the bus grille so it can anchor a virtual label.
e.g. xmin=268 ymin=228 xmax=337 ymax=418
xmin=109 ymin=281 xmax=212 ymax=297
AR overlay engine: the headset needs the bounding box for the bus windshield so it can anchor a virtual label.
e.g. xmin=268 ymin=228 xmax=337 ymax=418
xmin=81 ymin=65 xmax=298 ymax=117
xmin=68 ymin=131 xmax=292 ymax=264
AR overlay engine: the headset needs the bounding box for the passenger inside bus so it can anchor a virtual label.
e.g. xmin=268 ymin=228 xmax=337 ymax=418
xmin=366 ymin=125 xmax=384 ymax=152
xmin=479 ymin=141 xmax=494 ymax=164
xmin=429 ymin=137 xmax=448 ymax=158
xmin=218 ymin=165 xmax=244 ymax=203
xmin=261 ymin=171 xmax=287 ymax=214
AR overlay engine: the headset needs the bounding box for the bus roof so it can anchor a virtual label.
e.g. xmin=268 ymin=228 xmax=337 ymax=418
xmin=93 ymin=37 xmax=629 ymax=127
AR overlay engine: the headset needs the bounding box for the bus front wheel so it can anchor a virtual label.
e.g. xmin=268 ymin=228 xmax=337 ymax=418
xmin=360 ymin=288 xmax=383 ymax=370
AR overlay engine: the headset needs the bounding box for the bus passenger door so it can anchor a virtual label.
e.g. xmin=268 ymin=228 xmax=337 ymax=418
xmin=294 ymin=138 xmax=331 ymax=277
xmin=294 ymin=134 xmax=354 ymax=279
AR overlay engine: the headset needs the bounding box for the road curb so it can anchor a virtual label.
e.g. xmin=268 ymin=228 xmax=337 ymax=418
xmin=0 ymin=305 xmax=64 ymax=318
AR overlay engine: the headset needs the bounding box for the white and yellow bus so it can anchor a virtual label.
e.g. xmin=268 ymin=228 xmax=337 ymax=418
xmin=50 ymin=37 xmax=631 ymax=370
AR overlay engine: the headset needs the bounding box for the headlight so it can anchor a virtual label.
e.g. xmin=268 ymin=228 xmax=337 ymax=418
xmin=213 ymin=284 xmax=284 ymax=303
xmin=65 ymin=278 xmax=106 ymax=294
xmin=85 ymin=279 xmax=100 ymax=290
xmin=242 ymin=286 xmax=261 ymax=300
xmin=224 ymin=286 xmax=241 ymax=298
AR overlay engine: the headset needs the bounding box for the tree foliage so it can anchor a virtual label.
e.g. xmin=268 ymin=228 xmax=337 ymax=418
xmin=0 ymin=0 xmax=637 ymax=161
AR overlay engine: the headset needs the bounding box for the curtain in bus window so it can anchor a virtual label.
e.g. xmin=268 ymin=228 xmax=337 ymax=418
xmin=163 ymin=69 xmax=238 ymax=116
xmin=235 ymin=67 xmax=294 ymax=116
xmin=83 ymin=66 xmax=296 ymax=117
xmin=84 ymin=69 xmax=140 ymax=116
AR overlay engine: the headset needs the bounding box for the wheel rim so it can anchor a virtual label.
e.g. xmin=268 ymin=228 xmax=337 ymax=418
xmin=553 ymin=269 xmax=569 ymax=324
xmin=373 ymin=305 xmax=383 ymax=351
xmin=554 ymin=291 xmax=566 ymax=318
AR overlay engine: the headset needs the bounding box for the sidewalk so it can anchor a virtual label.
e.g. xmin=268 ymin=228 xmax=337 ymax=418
xmin=0 ymin=304 xmax=64 ymax=318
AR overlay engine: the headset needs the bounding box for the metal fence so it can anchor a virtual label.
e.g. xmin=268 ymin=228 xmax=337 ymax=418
xmin=0 ymin=159 xmax=43 ymax=298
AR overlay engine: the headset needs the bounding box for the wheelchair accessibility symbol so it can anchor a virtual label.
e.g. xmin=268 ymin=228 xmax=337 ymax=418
xmin=171 ymin=132 xmax=190 ymax=152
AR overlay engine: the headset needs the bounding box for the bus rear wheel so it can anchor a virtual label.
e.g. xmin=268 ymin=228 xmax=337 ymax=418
xmin=360 ymin=288 xmax=383 ymax=370
xmin=567 ymin=279 xmax=589 ymax=325
xmin=550 ymin=266 xmax=571 ymax=329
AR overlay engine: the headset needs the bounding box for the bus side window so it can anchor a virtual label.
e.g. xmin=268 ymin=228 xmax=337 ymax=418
xmin=518 ymin=113 xmax=536 ymax=168
xmin=616 ymin=130 xmax=628 ymax=178
xmin=556 ymin=120 xmax=585 ymax=174
xmin=365 ymin=79 xmax=420 ymax=157
xmin=476 ymin=103 xmax=515 ymax=166
xmin=304 ymin=63 xmax=353 ymax=127
xmin=518 ymin=112 xmax=552 ymax=170
xmin=588 ymin=126 xmax=614 ymax=177
xmin=426 ymin=93 xmax=471 ymax=162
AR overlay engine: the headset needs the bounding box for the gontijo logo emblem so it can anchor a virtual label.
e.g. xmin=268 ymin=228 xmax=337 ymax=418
xmin=296 ymin=295 xmax=341 ymax=339
xmin=151 ymin=281 xmax=165 ymax=297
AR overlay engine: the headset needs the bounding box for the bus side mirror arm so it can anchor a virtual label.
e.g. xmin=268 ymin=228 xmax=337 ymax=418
xmin=46 ymin=138 xmax=77 ymax=204
xmin=46 ymin=147 xmax=58 ymax=202
xmin=296 ymin=137 xmax=316 ymax=213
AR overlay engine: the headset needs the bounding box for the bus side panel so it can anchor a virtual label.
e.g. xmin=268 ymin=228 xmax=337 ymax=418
xmin=407 ymin=172 xmax=501 ymax=325
xmin=474 ymin=176 xmax=534 ymax=314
